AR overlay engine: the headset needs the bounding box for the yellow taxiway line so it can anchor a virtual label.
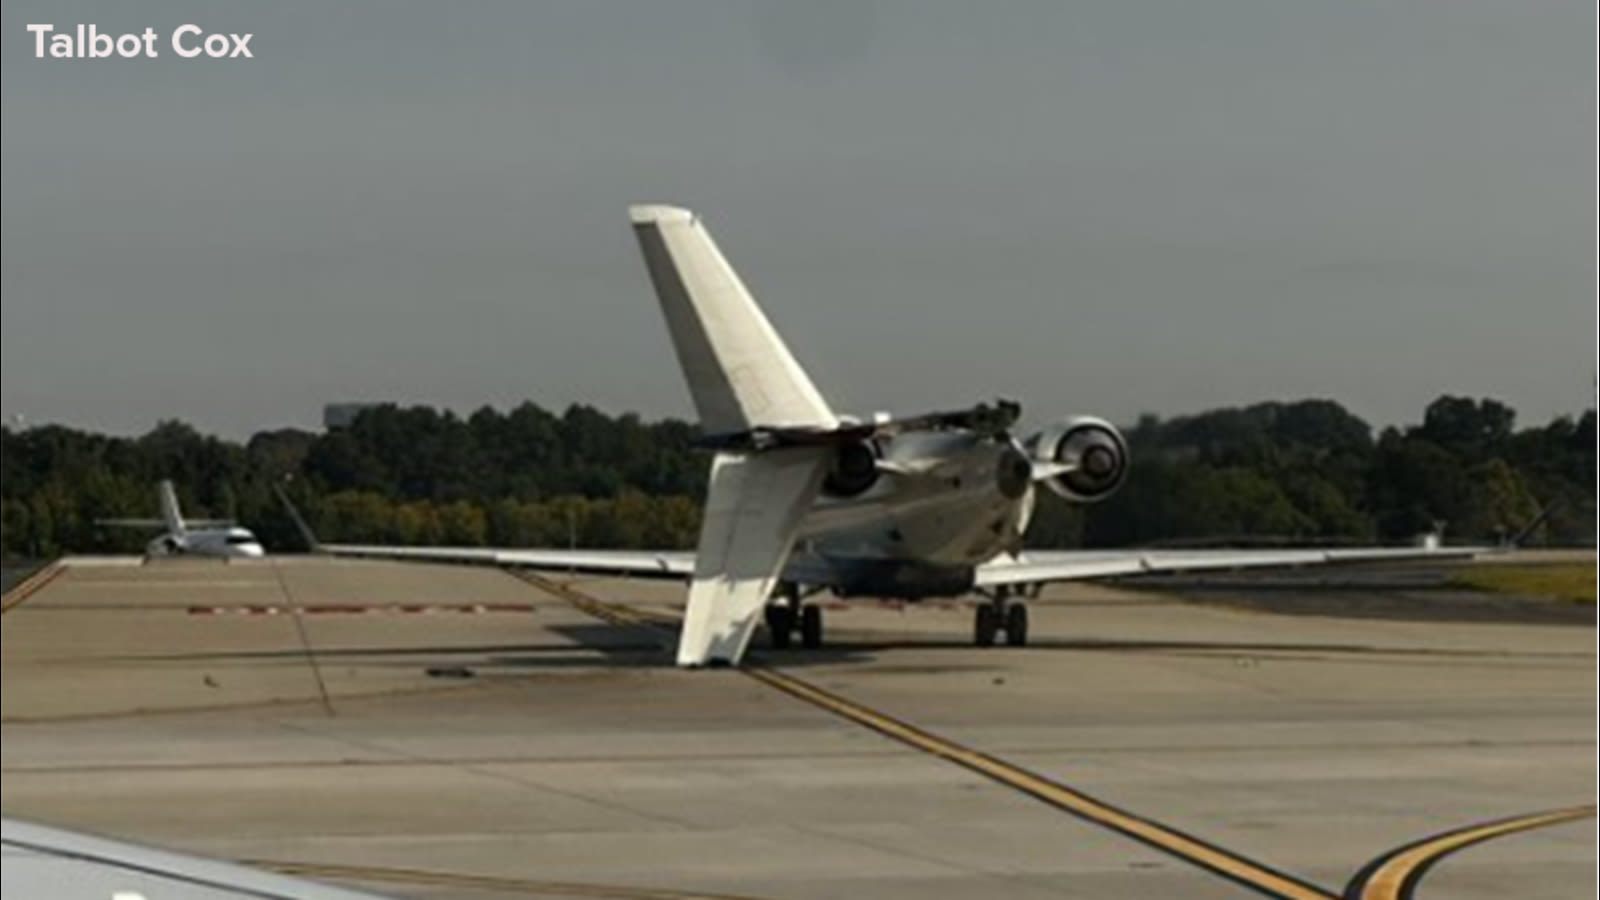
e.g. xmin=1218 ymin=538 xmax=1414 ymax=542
xmin=1 ymin=561 xmax=64 ymax=615
xmin=1343 ymin=804 xmax=1596 ymax=900
xmin=514 ymin=569 xmax=1595 ymax=900
xmin=513 ymin=569 xmax=1339 ymax=900
xmin=744 ymin=665 xmax=1339 ymax=900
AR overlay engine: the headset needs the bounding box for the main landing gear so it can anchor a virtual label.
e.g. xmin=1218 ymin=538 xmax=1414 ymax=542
xmin=766 ymin=582 xmax=824 ymax=650
xmin=974 ymin=585 xmax=1028 ymax=647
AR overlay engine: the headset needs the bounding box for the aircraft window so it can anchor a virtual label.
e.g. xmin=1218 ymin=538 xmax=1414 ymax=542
xmin=225 ymin=534 xmax=259 ymax=545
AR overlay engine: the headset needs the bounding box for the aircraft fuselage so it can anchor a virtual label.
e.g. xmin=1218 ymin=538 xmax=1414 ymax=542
xmin=146 ymin=527 xmax=265 ymax=559
xmin=794 ymin=429 xmax=1036 ymax=596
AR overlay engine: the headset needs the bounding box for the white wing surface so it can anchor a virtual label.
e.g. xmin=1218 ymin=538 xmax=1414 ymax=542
xmin=2 ymin=818 xmax=391 ymax=900
xmin=317 ymin=544 xmax=695 ymax=577
xmin=975 ymin=545 xmax=1484 ymax=588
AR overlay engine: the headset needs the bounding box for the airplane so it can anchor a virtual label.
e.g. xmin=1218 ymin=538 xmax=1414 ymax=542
xmin=98 ymin=479 xmax=265 ymax=559
xmin=303 ymin=205 xmax=1481 ymax=668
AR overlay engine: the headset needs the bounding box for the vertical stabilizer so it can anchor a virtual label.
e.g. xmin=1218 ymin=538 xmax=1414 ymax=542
xmin=157 ymin=480 xmax=185 ymax=536
xmin=629 ymin=205 xmax=836 ymax=434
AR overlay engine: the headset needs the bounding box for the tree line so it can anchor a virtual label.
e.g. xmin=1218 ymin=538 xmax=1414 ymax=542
xmin=1 ymin=396 xmax=1593 ymax=559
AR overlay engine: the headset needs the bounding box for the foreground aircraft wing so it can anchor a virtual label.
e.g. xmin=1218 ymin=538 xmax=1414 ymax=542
xmin=2 ymin=817 xmax=390 ymax=900
xmin=974 ymin=544 xmax=1486 ymax=588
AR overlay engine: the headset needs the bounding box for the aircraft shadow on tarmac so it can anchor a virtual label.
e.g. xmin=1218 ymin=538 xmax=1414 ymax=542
xmin=120 ymin=621 xmax=1587 ymax=675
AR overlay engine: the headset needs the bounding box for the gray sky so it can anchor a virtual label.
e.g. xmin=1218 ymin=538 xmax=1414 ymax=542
xmin=3 ymin=1 xmax=1594 ymax=438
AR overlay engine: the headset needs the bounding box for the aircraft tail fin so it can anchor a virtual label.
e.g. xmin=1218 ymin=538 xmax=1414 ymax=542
xmin=629 ymin=205 xmax=837 ymax=435
xmin=158 ymin=480 xmax=185 ymax=536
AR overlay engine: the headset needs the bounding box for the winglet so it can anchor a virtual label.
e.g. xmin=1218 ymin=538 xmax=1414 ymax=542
xmin=274 ymin=481 xmax=324 ymax=553
xmin=629 ymin=205 xmax=837 ymax=435
xmin=1507 ymin=498 xmax=1564 ymax=548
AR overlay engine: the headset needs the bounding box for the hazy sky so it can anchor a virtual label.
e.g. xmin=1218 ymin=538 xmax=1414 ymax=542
xmin=3 ymin=1 xmax=1594 ymax=438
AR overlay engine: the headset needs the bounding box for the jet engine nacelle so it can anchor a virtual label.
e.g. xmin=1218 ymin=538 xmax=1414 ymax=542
xmin=821 ymin=440 xmax=881 ymax=498
xmin=1029 ymin=416 xmax=1129 ymax=503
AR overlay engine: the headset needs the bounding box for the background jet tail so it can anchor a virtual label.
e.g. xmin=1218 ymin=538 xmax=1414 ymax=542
xmin=629 ymin=205 xmax=837 ymax=435
xmin=157 ymin=480 xmax=186 ymax=536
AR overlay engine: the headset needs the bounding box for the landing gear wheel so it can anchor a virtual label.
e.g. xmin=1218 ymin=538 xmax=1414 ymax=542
xmin=1004 ymin=603 xmax=1029 ymax=647
xmin=800 ymin=605 xmax=824 ymax=649
xmin=974 ymin=605 xmax=999 ymax=647
xmin=766 ymin=606 xmax=794 ymax=649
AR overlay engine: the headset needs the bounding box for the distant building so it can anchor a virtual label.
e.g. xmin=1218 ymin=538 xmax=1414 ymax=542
xmin=323 ymin=402 xmax=383 ymax=430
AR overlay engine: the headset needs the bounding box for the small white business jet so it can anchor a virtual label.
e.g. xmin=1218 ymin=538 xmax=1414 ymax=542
xmin=99 ymin=479 xmax=264 ymax=558
xmin=313 ymin=205 xmax=1477 ymax=667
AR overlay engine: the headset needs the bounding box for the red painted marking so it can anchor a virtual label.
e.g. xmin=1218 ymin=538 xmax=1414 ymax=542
xmin=185 ymin=603 xmax=537 ymax=616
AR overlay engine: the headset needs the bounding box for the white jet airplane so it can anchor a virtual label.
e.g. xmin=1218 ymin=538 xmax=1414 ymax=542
xmin=314 ymin=205 xmax=1479 ymax=667
xmin=99 ymin=479 xmax=265 ymax=558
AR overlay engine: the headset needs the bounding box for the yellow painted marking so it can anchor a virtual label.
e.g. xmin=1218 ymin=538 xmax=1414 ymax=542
xmin=514 ymin=570 xmax=1338 ymax=900
xmin=745 ymin=666 xmax=1336 ymax=900
xmin=2 ymin=562 xmax=64 ymax=614
xmin=254 ymin=859 xmax=769 ymax=900
xmin=1349 ymin=805 xmax=1596 ymax=900
xmin=513 ymin=571 xmax=1598 ymax=900
xmin=512 ymin=571 xmax=678 ymax=629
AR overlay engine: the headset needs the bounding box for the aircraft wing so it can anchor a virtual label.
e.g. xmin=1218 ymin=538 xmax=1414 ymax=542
xmin=974 ymin=545 xmax=1486 ymax=588
xmin=318 ymin=543 xmax=696 ymax=577
xmin=2 ymin=817 xmax=390 ymax=900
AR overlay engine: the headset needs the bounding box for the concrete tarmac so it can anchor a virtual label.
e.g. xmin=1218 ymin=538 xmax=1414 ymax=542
xmin=2 ymin=556 xmax=1593 ymax=899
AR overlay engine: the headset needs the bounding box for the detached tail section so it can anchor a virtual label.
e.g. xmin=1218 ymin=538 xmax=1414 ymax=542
xmin=629 ymin=205 xmax=837 ymax=434
xmin=630 ymin=206 xmax=833 ymax=666
xmin=679 ymin=448 xmax=826 ymax=666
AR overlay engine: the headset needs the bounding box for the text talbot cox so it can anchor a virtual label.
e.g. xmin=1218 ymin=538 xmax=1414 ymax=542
xmin=27 ymin=24 xmax=253 ymax=59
